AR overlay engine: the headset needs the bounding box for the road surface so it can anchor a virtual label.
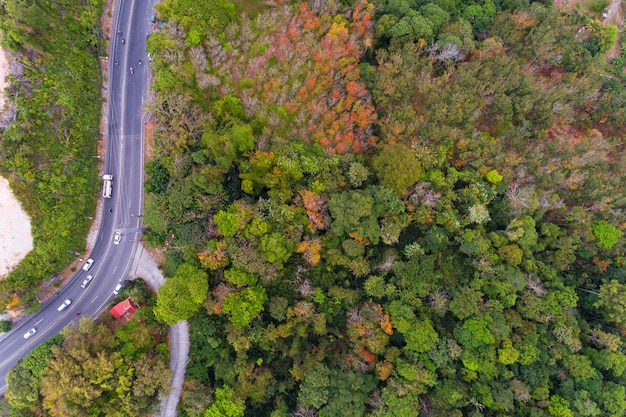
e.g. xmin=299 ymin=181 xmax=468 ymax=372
xmin=0 ymin=0 xmax=157 ymax=393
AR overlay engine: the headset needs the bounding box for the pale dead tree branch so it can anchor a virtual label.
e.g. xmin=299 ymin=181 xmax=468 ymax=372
xmin=347 ymin=307 xmax=362 ymax=325
xmin=161 ymin=21 xmax=187 ymax=50
xmin=470 ymin=398 xmax=486 ymax=412
xmin=375 ymin=254 xmax=396 ymax=273
xmin=291 ymin=405 xmax=318 ymax=417
xmin=369 ymin=390 xmax=386 ymax=414
xmin=189 ymin=45 xmax=209 ymax=74
xmin=428 ymin=288 xmax=449 ymax=312
xmin=297 ymin=279 xmax=316 ymax=297
xmin=429 ymin=42 xmax=466 ymax=64
xmin=526 ymin=274 xmax=546 ymax=296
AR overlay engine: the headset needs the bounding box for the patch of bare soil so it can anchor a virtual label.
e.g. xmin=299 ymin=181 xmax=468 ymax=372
xmin=0 ymin=177 xmax=33 ymax=279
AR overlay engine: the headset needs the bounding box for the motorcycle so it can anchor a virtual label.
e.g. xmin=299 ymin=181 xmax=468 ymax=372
xmin=130 ymin=67 xmax=134 ymax=74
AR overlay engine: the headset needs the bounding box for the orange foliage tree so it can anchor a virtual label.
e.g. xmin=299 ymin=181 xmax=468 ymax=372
xmin=296 ymin=238 xmax=322 ymax=266
xmin=347 ymin=302 xmax=392 ymax=361
xmin=206 ymin=0 xmax=377 ymax=155
xmin=198 ymin=240 xmax=229 ymax=270
xmin=299 ymin=189 xmax=330 ymax=232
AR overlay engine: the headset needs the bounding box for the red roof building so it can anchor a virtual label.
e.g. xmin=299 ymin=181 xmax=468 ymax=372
xmin=109 ymin=298 xmax=139 ymax=323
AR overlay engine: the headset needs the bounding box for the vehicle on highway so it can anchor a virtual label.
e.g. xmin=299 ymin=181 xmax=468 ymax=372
xmin=57 ymin=299 xmax=72 ymax=312
xmin=23 ymin=328 xmax=37 ymax=339
xmin=82 ymin=258 xmax=94 ymax=271
xmin=102 ymin=174 xmax=113 ymax=198
xmin=114 ymin=232 xmax=121 ymax=245
xmin=113 ymin=283 xmax=123 ymax=295
xmin=81 ymin=275 xmax=93 ymax=288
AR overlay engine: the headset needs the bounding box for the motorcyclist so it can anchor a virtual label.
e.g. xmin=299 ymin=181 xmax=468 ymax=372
xmin=130 ymin=67 xmax=134 ymax=74
xmin=139 ymin=60 xmax=142 ymax=66
xmin=114 ymin=59 xmax=118 ymax=66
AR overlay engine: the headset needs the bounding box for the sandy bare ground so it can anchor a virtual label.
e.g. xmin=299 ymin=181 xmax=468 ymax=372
xmin=0 ymin=176 xmax=33 ymax=278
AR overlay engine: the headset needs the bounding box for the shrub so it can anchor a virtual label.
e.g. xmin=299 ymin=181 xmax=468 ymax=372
xmin=0 ymin=320 xmax=11 ymax=332
xmin=590 ymin=1 xmax=609 ymax=12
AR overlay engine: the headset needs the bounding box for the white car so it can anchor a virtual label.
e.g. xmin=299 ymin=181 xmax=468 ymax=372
xmin=23 ymin=328 xmax=37 ymax=339
xmin=113 ymin=232 xmax=121 ymax=245
xmin=113 ymin=283 xmax=123 ymax=295
xmin=82 ymin=258 xmax=94 ymax=271
xmin=81 ymin=275 xmax=93 ymax=289
xmin=57 ymin=299 xmax=72 ymax=312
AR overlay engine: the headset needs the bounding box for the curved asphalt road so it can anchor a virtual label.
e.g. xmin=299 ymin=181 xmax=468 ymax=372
xmin=0 ymin=0 xmax=156 ymax=392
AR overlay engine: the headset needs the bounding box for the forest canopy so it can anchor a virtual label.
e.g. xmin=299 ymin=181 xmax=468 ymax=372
xmin=139 ymin=0 xmax=626 ymax=415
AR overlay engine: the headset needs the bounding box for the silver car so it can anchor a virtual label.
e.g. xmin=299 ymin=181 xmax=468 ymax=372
xmin=23 ymin=328 xmax=37 ymax=339
xmin=57 ymin=299 xmax=72 ymax=312
xmin=113 ymin=283 xmax=123 ymax=295
xmin=81 ymin=275 xmax=93 ymax=289
xmin=82 ymin=258 xmax=94 ymax=271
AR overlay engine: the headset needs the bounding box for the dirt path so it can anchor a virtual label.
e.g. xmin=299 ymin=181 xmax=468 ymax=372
xmin=129 ymin=244 xmax=188 ymax=417
xmin=604 ymin=0 xmax=623 ymax=24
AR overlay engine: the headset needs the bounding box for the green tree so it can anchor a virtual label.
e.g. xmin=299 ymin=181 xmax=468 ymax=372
xmin=154 ymin=263 xmax=209 ymax=325
xmin=592 ymin=220 xmax=622 ymax=249
xmin=224 ymin=268 xmax=258 ymax=288
xmin=389 ymin=301 xmax=439 ymax=352
xmin=204 ymin=386 xmax=245 ymax=417
xmin=298 ymin=363 xmax=330 ymax=409
xmin=599 ymin=382 xmax=626 ymax=417
xmin=222 ymin=286 xmax=268 ymax=329
xmin=420 ymin=4 xmax=450 ymax=33
xmin=321 ymin=370 xmax=376 ymax=417
xmin=449 ymin=287 xmax=484 ymax=320
xmin=5 ymin=363 xmax=40 ymax=410
xmin=258 ymin=232 xmax=295 ymax=266
xmin=548 ymin=395 xmax=575 ymax=417
xmin=372 ymin=144 xmax=422 ymax=195
xmin=594 ymin=280 xmax=626 ymax=326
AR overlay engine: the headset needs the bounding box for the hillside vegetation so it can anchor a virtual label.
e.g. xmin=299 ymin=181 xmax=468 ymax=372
xmin=0 ymin=0 xmax=103 ymax=306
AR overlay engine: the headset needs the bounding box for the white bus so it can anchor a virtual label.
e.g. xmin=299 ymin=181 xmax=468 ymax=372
xmin=102 ymin=174 xmax=113 ymax=198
